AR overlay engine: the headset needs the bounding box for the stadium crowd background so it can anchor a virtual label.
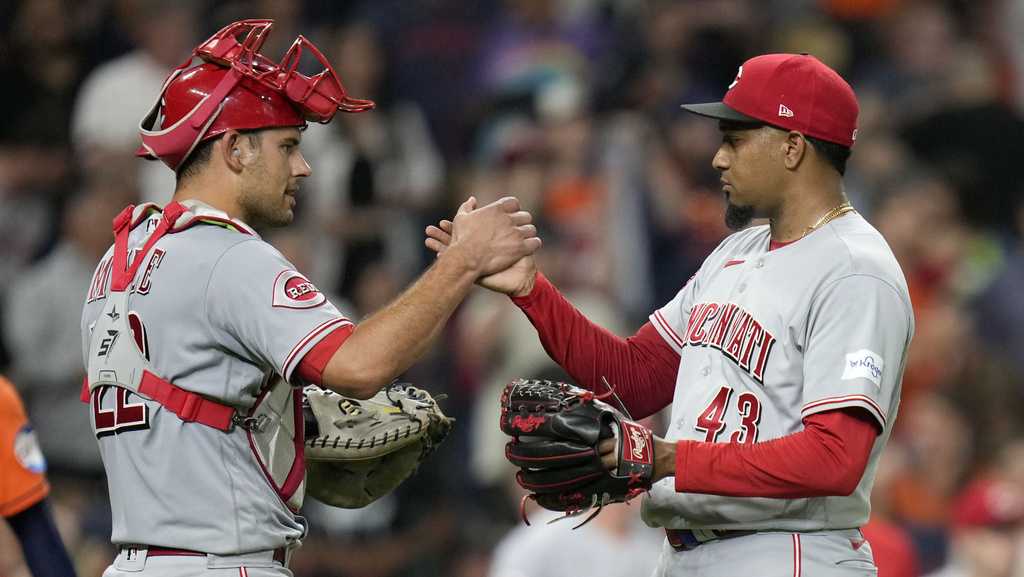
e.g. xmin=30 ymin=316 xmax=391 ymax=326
xmin=2 ymin=0 xmax=1024 ymax=576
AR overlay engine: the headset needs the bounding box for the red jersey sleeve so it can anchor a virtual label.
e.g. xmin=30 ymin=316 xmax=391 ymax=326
xmin=675 ymin=408 xmax=879 ymax=498
xmin=295 ymin=324 xmax=355 ymax=385
xmin=510 ymin=272 xmax=680 ymax=419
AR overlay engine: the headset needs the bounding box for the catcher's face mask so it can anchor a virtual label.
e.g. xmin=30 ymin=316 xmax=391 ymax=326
xmin=138 ymin=19 xmax=375 ymax=171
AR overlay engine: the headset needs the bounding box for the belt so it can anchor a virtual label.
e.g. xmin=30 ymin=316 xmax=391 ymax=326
xmin=124 ymin=546 xmax=287 ymax=565
xmin=665 ymin=528 xmax=757 ymax=551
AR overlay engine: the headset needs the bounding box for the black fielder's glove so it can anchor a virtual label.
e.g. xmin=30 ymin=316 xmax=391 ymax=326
xmin=499 ymin=378 xmax=654 ymax=526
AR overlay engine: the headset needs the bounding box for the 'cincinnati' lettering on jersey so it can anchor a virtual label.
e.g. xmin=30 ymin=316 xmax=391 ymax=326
xmin=685 ymin=302 xmax=777 ymax=383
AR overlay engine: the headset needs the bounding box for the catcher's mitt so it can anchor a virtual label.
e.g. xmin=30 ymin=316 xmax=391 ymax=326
xmin=303 ymin=383 xmax=452 ymax=508
xmin=500 ymin=378 xmax=654 ymax=526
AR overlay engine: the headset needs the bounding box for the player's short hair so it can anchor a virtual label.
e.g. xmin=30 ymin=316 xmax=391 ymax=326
xmin=176 ymin=140 xmax=215 ymax=182
xmin=804 ymin=135 xmax=851 ymax=176
xmin=176 ymin=130 xmax=262 ymax=183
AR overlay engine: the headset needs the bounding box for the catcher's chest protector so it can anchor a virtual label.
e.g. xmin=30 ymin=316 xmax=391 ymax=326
xmin=245 ymin=376 xmax=305 ymax=510
xmin=85 ymin=202 xmax=305 ymax=511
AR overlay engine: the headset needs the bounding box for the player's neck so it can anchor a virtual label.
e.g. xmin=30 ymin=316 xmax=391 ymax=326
xmin=768 ymin=184 xmax=848 ymax=243
xmin=171 ymin=177 xmax=243 ymax=221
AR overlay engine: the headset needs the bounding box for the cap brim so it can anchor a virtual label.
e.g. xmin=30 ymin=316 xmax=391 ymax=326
xmin=680 ymin=102 xmax=761 ymax=124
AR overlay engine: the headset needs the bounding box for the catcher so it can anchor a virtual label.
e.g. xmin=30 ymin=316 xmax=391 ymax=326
xmin=80 ymin=19 xmax=537 ymax=577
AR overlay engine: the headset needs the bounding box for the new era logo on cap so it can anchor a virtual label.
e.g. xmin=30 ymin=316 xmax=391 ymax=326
xmin=679 ymin=53 xmax=859 ymax=148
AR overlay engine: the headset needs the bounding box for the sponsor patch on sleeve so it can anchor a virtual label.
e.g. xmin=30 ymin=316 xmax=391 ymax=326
xmin=842 ymin=349 xmax=884 ymax=388
xmin=273 ymin=270 xmax=326 ymax=309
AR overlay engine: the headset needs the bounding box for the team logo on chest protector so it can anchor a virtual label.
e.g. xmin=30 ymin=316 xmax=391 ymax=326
xmin=272 ymin=270 xmax=325 ymax=309
xmin=685 ymin=302 xmax=777 ymax=383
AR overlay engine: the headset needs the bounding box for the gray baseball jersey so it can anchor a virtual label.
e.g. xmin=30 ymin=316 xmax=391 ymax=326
xmin=81 ymin=200 xmax=351 ymax=554
xmin=643 ymin=212 xmax=913 ymax=531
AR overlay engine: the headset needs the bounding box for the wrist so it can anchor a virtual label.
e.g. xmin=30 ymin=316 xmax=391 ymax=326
xmin=653 ymin=436 xmax=676 ymax=482
xmin=438 ymin=243 xmax=480 ymax=277
xmin=511 ymin=269 xmax=538 ymax=298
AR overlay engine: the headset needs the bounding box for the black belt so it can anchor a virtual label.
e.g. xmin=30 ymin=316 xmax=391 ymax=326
xmin=665 ymin=528 xmax=757 ymax=551
xmin=123 ymin=546 xmax=286 ymax=565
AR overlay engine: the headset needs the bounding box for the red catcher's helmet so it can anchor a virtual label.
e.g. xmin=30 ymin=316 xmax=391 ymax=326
xmin=137 ymin=19 xmax=374 ymax=171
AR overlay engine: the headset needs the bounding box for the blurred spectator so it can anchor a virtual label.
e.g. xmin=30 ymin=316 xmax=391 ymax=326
xmin=488 ymin=503 xmax=662 ymax=577
xmin=641 ymin=108 xmax=731 ymax=305
xmin=474 ymin=0 xmax=607 ymax=100
xmin=888 ymin=394 xmax=974 ymax=572
xmin=70 ymin=0 xmax=198 ymax=205
xmin=3 ymin=181 xmax=133 ymax=474
xmin=923 ymin=439 xmax=1024 ymax=577
xmin=293 ymin=455 xmax=458 ymax=577
xmin=864 ymin=444 xmax=922 ymax=577
xmin=0 ymin=0 xmax=86 ymax=146
xmin=858 ymin=1 xmax=960 ymax=124
xmin=901 ymin=45 xmax=1024 ymax=234
xmin=0 ymin=143 xmax=68 ymax=305
xmin=998 ymin=0 xmax=1024 ymax=113
xmin=303 ymin=21 xmax=445 ymax=298
xmin=820 ymin=0 xmax=904 ymax=22
xmin=973 ymin=200 xmax=1024 ymax=369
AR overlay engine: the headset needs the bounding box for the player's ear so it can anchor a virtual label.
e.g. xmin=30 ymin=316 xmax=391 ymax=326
xmin=781 ymin=130 xmax=807 ymax=171
xmin=222 ymin=130 xmax=257 ymax=172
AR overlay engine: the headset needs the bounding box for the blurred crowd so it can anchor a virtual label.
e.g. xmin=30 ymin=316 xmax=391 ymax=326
xmin=1 ymin=0 xmax=1024 ymax=576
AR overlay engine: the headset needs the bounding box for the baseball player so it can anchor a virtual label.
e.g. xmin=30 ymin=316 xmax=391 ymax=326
xmin=0 ymin=375 xmax=77 ymax=577
xmin=80 ymin=20 xmax=539 ymax=577
xmin=427 ymin=53 xmax=913 ymax=576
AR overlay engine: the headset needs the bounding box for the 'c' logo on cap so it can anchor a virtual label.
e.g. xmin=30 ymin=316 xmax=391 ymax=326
xmin=728 ymin=65 xmax=743 ymax=90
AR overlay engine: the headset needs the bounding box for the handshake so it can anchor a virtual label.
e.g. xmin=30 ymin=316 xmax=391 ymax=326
xmin=423 ymin=196 xmax=540 ymax=298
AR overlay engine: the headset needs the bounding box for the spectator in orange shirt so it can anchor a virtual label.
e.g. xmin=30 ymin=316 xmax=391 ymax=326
xmin=0 ymin=375 xmax=77 ymax=577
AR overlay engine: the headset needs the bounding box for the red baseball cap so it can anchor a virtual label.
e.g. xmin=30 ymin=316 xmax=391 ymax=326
xmin=681 ymin=53 xmax=859 ymax=148
xmin=952 ymin=478 xmax=1024 ymax=529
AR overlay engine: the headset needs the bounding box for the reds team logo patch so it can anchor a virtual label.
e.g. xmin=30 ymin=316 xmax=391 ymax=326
xmin=273 ymin=270 xmax=326 ymax=309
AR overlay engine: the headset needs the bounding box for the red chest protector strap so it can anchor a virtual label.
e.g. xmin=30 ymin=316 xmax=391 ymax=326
xmin=80 ymin=202 xmax=237 ymax=432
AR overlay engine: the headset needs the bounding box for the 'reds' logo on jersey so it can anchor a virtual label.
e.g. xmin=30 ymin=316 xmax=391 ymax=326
xmin=273 ymin=270 xmax=326 ymax=309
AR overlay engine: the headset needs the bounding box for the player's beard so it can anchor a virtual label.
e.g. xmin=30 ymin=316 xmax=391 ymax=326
xmin=724 ymin=202 xmax=755 ymax=230
xmin=238 ymin=166 xmax=293 ymax=229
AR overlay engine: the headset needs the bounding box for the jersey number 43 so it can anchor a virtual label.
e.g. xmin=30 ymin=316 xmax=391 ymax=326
xmin=694 ymin=386 xmax=761 ymax=444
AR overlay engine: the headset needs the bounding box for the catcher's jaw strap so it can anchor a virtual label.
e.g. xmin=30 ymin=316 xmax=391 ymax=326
xmin=80 ymin=201 xmax=241 ymax=432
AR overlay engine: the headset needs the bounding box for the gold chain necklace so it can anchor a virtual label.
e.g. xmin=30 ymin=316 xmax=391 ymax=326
xmin=802 ymin=202 xmax=856 ymax=238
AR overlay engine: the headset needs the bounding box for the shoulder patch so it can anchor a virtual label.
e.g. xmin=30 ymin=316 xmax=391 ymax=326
xmin=842 ymin=349 xmax=884 ymax=388
xmin=14 ymin=425 xmax=47 ymax=473
xmin=273 ymin=270 xmax=326 ymax=309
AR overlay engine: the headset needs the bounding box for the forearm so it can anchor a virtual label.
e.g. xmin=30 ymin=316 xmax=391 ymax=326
xmin=653 ymin=409 xmax=878 ymax=498
xmin=511 ymin=272 xmax=679 ymax=418
xmin=323 ymin=248 xmax=477 ymax=398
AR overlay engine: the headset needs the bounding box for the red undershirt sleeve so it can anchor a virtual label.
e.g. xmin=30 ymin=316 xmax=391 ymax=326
xmin=295 ymin=324 xmax=355 ymax=385
xmin=675 ymin=408 xmax=880 ymax=498
xmin=510 ymin=272 xmax=680 ymax=419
